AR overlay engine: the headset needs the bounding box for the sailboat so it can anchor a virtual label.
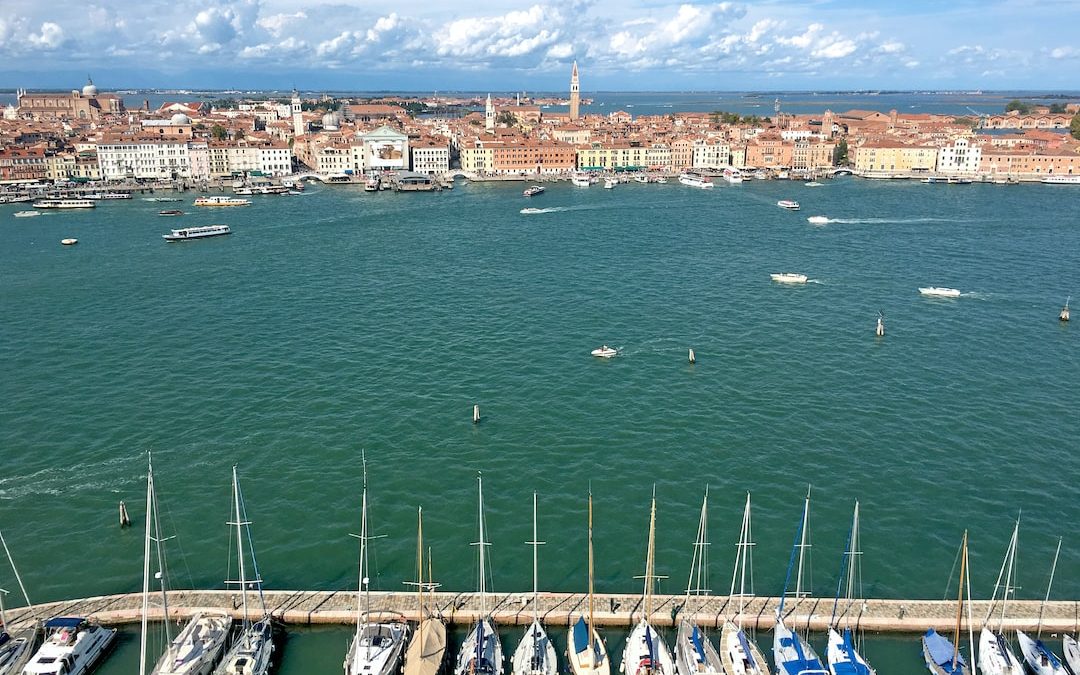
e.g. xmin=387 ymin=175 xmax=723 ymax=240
xmin=214 ymin=466 xmax=275 ymax=675
xmin=1063 ymin=635 xmax=1080 ymax=675
xmin=772 ymin=488 xmax=828 ymax=675
xmin=404 ymin=507 xmax=447 ymax=675
xmin=141 ymin=457 xmax=232 ymax=675
xmin=345 ymin=465 xmax=410 ymax=675
xmin=717 ymin=493 xmax=768 ymax=675
xmin=510 ymin=493 xmax=557 ymax=675
xmin=978 ymin=516 xmax=1024 ymax=675
xmin=921 ymin=531 xmax=973 ymax=675
xmin=454 ymin=473 xmax=504 ymax=675
xmin=1017 ymin=537 xmax=1067 ymax=675
xmin=674 ymin=488 xmax=723 ymax=675
xmin=0 ymin=529 xmax=41 ymax=675
xmin=567 ymin=491 xmax=609 ymax=675
xmin=824 ymin=502 xmax=875 ymax=675
xmin=621 ymin=491 xmax=675 ymax=675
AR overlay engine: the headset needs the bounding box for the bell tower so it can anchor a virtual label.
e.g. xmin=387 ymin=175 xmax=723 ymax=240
xmin=569 ymin=61 xmax=580 ymax=121
xmin=291 ymin=89 xmax=304 ymax=138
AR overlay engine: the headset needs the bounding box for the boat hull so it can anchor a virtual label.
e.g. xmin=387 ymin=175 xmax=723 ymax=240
xmin=921 ymin=629 xmax=969 ymax=675
xmin=213 ymin=618 xmax=274 ymax=675
xmin=674 ymin=621 xmax=722 ymax=675
xmin=567 ymin=620 xmax=610 ymax=675
xmin=1016 ymin=630 xmax=1067 ymax=675
xmin=772 ymin=618 xmax=828 ymax=675
xmin=152 ymin=611 xmax=232 ymax=675
xmin=826 ymin=628 xmax=874 ymax=675
xmin=1062 ymin=635 xmax=1080 ymax=674
xmin=345 ymin=621 xmax=409 ymax=675
xmin=717 ymin=622 xmax=767 ymax=675
xmin=404 ymin=618 xmax=447 ymax=675
xmin=511 ymin=620 xmax=557 ymax=675
xmin=455 ymin=620 xmax=503 ymax=675
xmin=977 ymin=628 xmax=1024 ymax=675
xmin=622 ymin=620 xmax=674 ymax=675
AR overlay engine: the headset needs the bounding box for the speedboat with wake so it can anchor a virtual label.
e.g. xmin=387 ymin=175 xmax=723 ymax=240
xmin=590 ymin=345 xmax=617 ymax=358
xmin=807 ymin=216 xmax=829 ymax=225
xmin=777 ymin=200 xmax=800 ymax=210
xmin=523 ymin=185 xmax=545 ymax=197
xmin=919 ymin=287 xmax=961 ymax=298
xmin=771 ymin=273 xmax=807 ymax=284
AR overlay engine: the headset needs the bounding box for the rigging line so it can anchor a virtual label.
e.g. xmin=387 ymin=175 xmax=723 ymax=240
xmin=942 ymin=539 xmax=962 ymax=601
xmin=0 ymin=529 xmax=31 ymax=607
xmin=829 ymin=504 xmax=856 ymax=628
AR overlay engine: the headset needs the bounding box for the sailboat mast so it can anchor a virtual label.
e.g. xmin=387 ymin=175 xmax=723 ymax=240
xmin=951 ymin=531 xmax=967 ymax=671
xmin=829 ymin=502 xmax=857 ymax=628
xmin=139 ymin=460 xmax=154 ymax=675
xmin=846 ymin=502 xmax=860 ymax=604
xmin=643 ymin=493 xmax=657 ymax=618
xmin=964 ymin=540 xmax=975 ymax=669
xmin=998 ymin=517 xmax=1019 ymax=633
xmin=416 ymin=507 xmax=424 ymax=624
xmin=0 ymin=530 xmax=30 ymax=607
xmin=1037 ymin=537 xmax=1062 ymax=638
xmin=232 ymin=466 xmax=250 ymax=626
xmin=730 ymin=493 xmax=753 ymax=627
xmin=588 ymin=491 xmax=595 ymax=662
xmin=794 ymin=487 xmax=811 ymax=599
xmin=356 ymin=482 xmax=368 ymax=637
xmin=529 ymin=492 xmax=542 ymax=623
xmin=685 ymin=487 xmax=709 ymax=599
xmin=151 ymin=464 xmax=172 ymax=646
xmin=477 ymin=473 xmax=487 ymax=618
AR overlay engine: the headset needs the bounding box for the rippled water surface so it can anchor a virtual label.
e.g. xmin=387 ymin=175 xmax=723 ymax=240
xmin=2 ymin=177 xmax=1079 ymax=674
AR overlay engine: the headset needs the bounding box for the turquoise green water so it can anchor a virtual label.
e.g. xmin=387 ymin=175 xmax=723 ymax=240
xmin=2 ymin=177 xmax=1079 ymax=673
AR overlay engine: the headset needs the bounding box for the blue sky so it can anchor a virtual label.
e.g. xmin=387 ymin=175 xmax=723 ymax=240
xmin=0 ymin=0 xmax=1076 ymax=91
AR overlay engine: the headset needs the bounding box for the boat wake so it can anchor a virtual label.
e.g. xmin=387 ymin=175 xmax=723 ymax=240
xmin=520 ymin=206 xmax=594 ymax=215
xmin=808 ymin=216 xmax=967 ymax=226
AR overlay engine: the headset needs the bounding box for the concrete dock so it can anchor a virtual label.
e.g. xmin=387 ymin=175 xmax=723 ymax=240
xmin=5 ymin=590 xmax=1078 ymax=634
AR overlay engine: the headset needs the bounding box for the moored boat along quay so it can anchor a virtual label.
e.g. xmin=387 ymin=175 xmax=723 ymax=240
xmin=4 ymin=590 xmax=1078 ymax=634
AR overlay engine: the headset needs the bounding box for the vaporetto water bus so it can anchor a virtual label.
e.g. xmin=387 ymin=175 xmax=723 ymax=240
xmin=163 ymin=225 xmax=232 ymax=242
xmin=193 ymin=196 xmax=252 ymax=207
xmin=32 ymin=199 xmax=95 ymax=209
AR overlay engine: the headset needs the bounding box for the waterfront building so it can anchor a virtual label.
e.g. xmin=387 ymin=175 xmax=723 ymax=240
xmin=551 ymin=125 xmax=591 ymax=145
xmin=569 ymin=61 xmax=581 ymax=121
xmin=852 ymin=140 xmax=938 ymax=174
xmin=311 ymin=144 xmax=353 ymax=176
xmin=646 ymin=143 xmax=672 ymax=170
xmin=410 ymin=139 xmax=451 ymax=174
xmin=459 ymin=140 xmax=495 ymax=174
xmin=936 ymin=137 xmax=982 ymax=174
xmin=0 ymin=147 xmax=47 ymax=182
xmin=745 ymin=133 xmax=794 ymax=169
xmin=15 ymin=77 xmax=124 ymax=121
xmin=791 ymin=139 xmax=837 ymax=171
xmin=96 ymin=136 xmax=195 ymax=180
xmin=492 ymin=139 xmax=576 ymax=174
xmin=692 ymin=140 xmax=731 ymax=169
xmin=359 ymin=125 xmax=410 ymax=172
xmin=576 ymin=142 xmax=648 ymax=171
xmin=45 ymin=150 xmax=102 ymax=182
xmin=978 ymin=148 xmax=1079 ymax=176
xmin=671 ymin=138 xmax=693 ymax=170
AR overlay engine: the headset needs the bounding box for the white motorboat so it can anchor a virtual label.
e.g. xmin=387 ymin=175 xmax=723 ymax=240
xmin=523 ymin=185 xmax=546 ymax=197
xmin=805 ymin=182 xmax=823 ymax=187
xmin=510 ymin=494 xmax=557 ymax=675
xmin=678 ymin=173 xmax=713 ymax=189
xmin=163 ymin=225 xmax=231 ymax=242
xmin=365 ymin=177 xmax=380 ymax=191
xmin=22 ymin=618 xmax=115 ymax=675
xmin=571 ymin=173 xmax=591 ymax=188
xmin=159 ymin=210 xmax=185 ymax=216
xmin=61 ymin=238 xmax=78 ymax=246
xmin=919 ymin=287 xmax=961 ymax=298
xmin=722 ymin=168 xmax=744 ymax=184
xmin=143 ymin=197 xmax=183 ymax=203
xmin=771 ymin=273 xmax=808 ymax=284
xmin=603 ymin=178 xmax=617 ymax=189
xmin=1016 ymin=631 xmax=1066 ymax=675
xmin=753 ymin=170 xmax=767 ymax=180
xmin=33 ymin=199 xmax=95 ymax=209
xmin=590 ymin=345 xmax=617 ymax=358
xmin=1041 ymin=175 xmax=1080 ymax=185
xmin=153 ymin=612 xmax=233 ymax=675
xmin=345 ymin=470 xmax=410 ymax=675
xmin=777 ymin=200 xmax=800 ymax=210
xmin=454 ymin=475 xmax=504 ymax=675
xmin=807 ymin=216 xmax=829 ymax=225
xmin=634 ymin=175 xmax=649 ymax=184
xmin=193 ymin=196 xmax=251 ymax=207
xmin=655 ymin=176 xmax=667 ymax=184
xmin=1062 ymin=635 xmax=1079 ymax=674
xmin=14 ymin=211 xmax=40 ymax=218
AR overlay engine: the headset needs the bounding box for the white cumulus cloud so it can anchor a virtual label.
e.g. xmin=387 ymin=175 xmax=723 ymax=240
xmin=27 ymin=22 xmax=65 ymax=49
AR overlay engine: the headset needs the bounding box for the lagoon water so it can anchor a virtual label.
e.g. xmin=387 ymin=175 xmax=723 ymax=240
xmin=2 ymin=176 xmax=1079 ymax=673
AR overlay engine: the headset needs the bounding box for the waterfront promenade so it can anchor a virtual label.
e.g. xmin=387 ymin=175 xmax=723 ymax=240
xmin=5 ymin=590 xmax=1078 ymax=634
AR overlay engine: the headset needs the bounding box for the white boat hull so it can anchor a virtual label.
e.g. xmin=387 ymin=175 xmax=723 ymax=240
xmin=591 ymin=347 xmax=617 ymax=358
xmin=772 ymin=618 xmax=828 ymax=675
xmin=919 ymin=287 xmax=961 ymax=298
xmin=1016 ymin=630 xmax=1067 ymax=675
xmin=717 ymin=622 xmax=767 ymax=675
xmin=771 ymin=274 xmax=807 ymax=284
xmin=622 ymin=620 xmax=674 ymax=675
xmin=23 ymin=619 xmax=116 ymax=675
xmin=511 ymin=620 xmax=557 ymax=675
xmin=1062 ymin=634 xmax=1080 ymax=674
xmin=977 ymin=628 xmax=1024 ymax=675
xmin=674 ymin=621 xmax=722 ymax=675
xmin=153 ymin=611 xmax=232 ymax=675
xmin=214 ymin=618 xmax=274 ymax=675
xmin=345 ymin=621 xmax=409 ymax=675
xmin=826 ymin=628 xmax=875 ymax=675
xmin=567 ymin=620 xmax=610 ymax=675
xmin=455 ymin=620 xmax=504 ymax=675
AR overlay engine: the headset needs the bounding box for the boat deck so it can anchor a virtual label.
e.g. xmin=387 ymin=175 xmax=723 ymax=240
xmin=4 ymin=591 xmax=1078 ymax=634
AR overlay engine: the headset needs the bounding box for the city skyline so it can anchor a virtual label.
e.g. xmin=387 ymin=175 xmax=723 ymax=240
xmin=0 ymin=0 xmax=1077 ymax=91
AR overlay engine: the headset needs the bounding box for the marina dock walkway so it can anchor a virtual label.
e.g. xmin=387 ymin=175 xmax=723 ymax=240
xmin=6 ymin=590 xmax=1078 ymax=634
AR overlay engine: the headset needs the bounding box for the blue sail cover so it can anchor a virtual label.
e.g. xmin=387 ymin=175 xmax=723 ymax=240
xmin=573 ymin=617 xmax=589 ymax=654
xmin=737 ymin=630 xmax=759 ymax=669
xmin=645 ymin=625 xmax=656 ymax=663
xmin=1034 ymin=640 xmax=1063 ymax=669
xmin=829 ymin=629 xmax=871 ymax=675
xmin=777 ymin=625 xmax=824 ymax=675
xmin=923 ymin=629 xmax=965 ymax=673
xmin=690 ymin=626 xmax=706 ymax=662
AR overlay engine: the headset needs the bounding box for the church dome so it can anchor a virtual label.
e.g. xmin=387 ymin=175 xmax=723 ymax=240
xmin=322 ymin=111 xmax=340 ymax=130
xmin=170 ymin=112 xmax=191 ymax=125
xmin=82 ymin=77 xmax=98 ymax=97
